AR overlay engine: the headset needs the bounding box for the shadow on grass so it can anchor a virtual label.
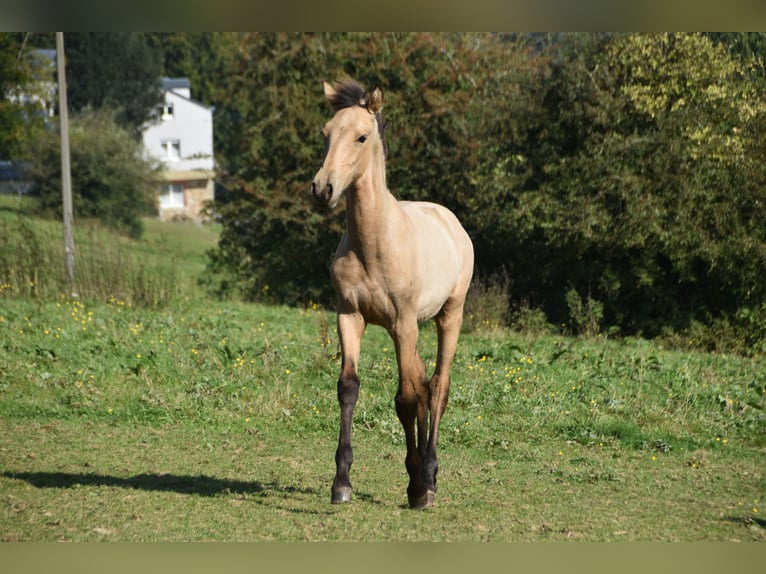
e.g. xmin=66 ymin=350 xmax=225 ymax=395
xmin=2 ymin=470 xmax=312 ymax=497
xmin=723 ymin=515 xmax=766 ymax=529
xmin=1 ymin=470 xmax=382 ymax=510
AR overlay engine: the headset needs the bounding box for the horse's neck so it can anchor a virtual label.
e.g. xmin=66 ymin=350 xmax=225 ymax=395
xmin=346 ymin=169 xmax=399 ymax=257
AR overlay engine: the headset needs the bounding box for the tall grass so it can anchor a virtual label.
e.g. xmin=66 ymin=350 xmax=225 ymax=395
xmin=0 ymin=210 xmax=178 ymax=307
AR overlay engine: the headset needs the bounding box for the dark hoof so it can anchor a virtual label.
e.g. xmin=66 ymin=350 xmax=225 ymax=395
xmin=408 ymin=490 xmax=435 ymax=510
xmin=331 ymin=486 xmax=353 ymax=504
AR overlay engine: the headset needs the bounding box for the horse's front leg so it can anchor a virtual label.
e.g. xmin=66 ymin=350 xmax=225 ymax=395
xmin=331 ymin=310 xmax=366 ymax=504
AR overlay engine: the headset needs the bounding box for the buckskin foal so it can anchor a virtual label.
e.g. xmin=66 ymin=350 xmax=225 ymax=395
xmin=311 ymin=80 xmax=474 ymax=509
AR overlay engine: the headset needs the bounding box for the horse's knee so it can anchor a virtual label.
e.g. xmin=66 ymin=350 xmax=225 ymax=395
xmin=394 ymin=391 xmax=416 ymax=420
xmin=335 ymin=443 xmax=353 ymax=468
xmin=337 ymin=373 xmax=360 ymax=406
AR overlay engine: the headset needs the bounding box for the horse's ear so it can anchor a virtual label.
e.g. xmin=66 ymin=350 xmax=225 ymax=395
xmin=323 ymin=81 xmax=337 ymax=102
xmin=368 ymin=85 xmax=383 ymax=114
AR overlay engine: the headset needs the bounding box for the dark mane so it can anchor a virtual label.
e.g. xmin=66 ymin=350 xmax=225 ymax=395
xmin=327 ymin=80 xmax=367 ymax=112
xmin=329 ymin=80 xmax=389 ymax=158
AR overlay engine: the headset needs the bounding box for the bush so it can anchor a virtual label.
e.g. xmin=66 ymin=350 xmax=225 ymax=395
xmin=565 ymin=287 xmax=604 ymax=338
xmin=462 ymin=270 xmax=512 ymax=333
xmin=492 ymin=33 xmax=766 ymax=352
xmin=202 ymin=185 xmax=340 ymax=305
xmin=658 ymin=305 xmax=766 ymax=356
xmin=507 ymin=300 xmax=556 ymax=337
xmin=202 ymin=33 xmax=766 ymax=354
xmin=23 ymin=108 xmax=161 ymax=238
xmin=204 ymin=33 xmax=542 ymax=307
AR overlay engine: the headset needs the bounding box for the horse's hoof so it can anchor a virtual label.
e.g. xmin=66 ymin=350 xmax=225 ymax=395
xmin=331 ymin=486 xmax=353 ymax=504
xmin=408 ymin=490 xmax=435 ymax=510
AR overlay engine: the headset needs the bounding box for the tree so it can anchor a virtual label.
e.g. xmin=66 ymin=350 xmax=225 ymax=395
xmin=509 ymin=33 xmax=766 ymax=341
xmin=0 ymin=33 xmax=49 ymax=159
xmin=61 ymin=33 xmax=164 ymax=134
xmin=24 ymin=108 xmax=161 ymax=238
xmin=707 ymin=32 xmax=766 ymax=71
xmin=204 ymin=32 xmax=541 ymax=304
xmin=198 ymin=32 xmax=766 ymax=352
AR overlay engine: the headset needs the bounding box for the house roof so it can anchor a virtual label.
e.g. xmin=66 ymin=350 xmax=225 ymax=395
xmin=161 ymin=77 xmax=215 ymax=112
xmin=161 ymin=77 xmax=191 ymax=91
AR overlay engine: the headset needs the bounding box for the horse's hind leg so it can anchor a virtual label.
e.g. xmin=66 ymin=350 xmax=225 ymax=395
xmin=392 ymin=317 xmax=430 ymax=509
xmin=331 ymin=311 xmax=366 ymax=504
xmin=422 ymin=296 xmax=465 ymax=501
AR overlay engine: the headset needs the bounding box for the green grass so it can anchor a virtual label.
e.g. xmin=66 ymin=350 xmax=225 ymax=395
xmin=1 ymin=206 xmax=765 ymax=541
xmin=138 ymin=217 xmax=221 ymax=292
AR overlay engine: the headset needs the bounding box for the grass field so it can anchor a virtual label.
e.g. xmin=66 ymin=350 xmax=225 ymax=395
xmin=1 ymin=209 xmax=764 ymax=542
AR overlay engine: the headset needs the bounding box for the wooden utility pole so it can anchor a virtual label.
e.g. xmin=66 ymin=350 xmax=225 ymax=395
xmin=56 ymin=32 xmax=76 ymax=296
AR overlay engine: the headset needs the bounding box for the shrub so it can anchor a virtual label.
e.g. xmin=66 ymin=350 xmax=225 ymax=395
xmin=202 ymin=33 xmax=766 ymax=354
xmin=508 ymin=299 xmax=556 ymax=336
xmin=23 ymin=108 xmax=161 ymax=238
xmin=462 ymin=270 xmax=512 ymax=333
xmin=565 ymin=287 xmax=604 ymax=338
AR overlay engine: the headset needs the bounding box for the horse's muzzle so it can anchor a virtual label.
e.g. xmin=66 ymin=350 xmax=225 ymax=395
xmin=311 ymin=180 xmax=336 ymax=209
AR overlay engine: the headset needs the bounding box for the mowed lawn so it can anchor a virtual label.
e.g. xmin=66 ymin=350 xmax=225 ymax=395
xmin=1 ymin=217 xmax=764 ymax=542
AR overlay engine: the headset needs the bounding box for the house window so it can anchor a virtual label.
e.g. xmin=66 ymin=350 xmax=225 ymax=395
xmin=159 ymin=183 xmax=184 ymax=209
xmin=161 ymin=101 xmax=174 ymax=120
xmin=161 ymin=139 xmax=181 ymax=161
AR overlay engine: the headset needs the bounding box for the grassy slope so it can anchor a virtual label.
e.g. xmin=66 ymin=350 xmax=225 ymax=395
xmin=0 ymin=212 xmax=764 ymax=541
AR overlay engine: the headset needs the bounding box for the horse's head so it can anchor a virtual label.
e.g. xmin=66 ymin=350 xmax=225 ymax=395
xmin=311 ymin=80 xmax=387 ymax=209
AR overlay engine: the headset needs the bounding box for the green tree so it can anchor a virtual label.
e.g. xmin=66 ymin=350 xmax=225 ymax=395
xmin=0 ymin=33 xmax=49 ymax=159
xmin=204 ymin=32 xmax=540 ymax=304
xmin=510 ymin=33 xmax=766 ymax=343
xmin=62 ymin=33 xmax=164 ymax=134
xmin=707 ymin=32 xmax=766 ymax=71
xmin=24 ymin=108 xmax=161 ymax=238
xmin=146 ymin=32 xmax=239 ymax=105
xmin=200 ymin=32 xmax=766 ymax=352
xmin=202 ymin=32 xmax=348 ymax=302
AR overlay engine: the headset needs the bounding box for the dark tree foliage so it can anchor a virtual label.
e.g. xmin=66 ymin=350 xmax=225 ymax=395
xmin=512 ymin=33 xmax=766 ymax=345
xmin=197 ymin=32 xmax=765 ymax=352
xmin=0 ymin=33 xmax=48 ymax=159
xmin=707 ymin=32 xmax=766 ymax=70
xmin=203 ymin=32 xmax=536 ymax=304
xmin=62 ymin=33 xmax=164 ymax=134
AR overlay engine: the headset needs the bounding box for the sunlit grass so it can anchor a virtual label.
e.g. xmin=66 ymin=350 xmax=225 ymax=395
xmin=0 ymin=204 xmax=763 ymax=541
xmin=1 ymin=292 xmax=764 ymax=540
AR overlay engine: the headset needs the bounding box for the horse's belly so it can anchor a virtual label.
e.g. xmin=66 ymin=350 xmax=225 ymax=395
xmin=415 ymin=272 xmax=457 ymax=321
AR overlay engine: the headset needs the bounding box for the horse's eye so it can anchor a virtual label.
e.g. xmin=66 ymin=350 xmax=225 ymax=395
xmin=356 ymin=134 xmax=368 ymax=144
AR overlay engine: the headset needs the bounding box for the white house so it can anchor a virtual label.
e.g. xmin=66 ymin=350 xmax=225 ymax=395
xmin=142 ymin=77 xmax=215 ymax=222
xmin=8 ymin=49 xmax=58 ymax=119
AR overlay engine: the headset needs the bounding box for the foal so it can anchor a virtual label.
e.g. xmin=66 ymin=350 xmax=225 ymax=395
xmin=312 ymin=80 xmax=474 ymax=509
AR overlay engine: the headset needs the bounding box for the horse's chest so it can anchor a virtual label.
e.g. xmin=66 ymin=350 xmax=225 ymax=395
xmin=331 ymin=255 xmax=410 ymax=326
